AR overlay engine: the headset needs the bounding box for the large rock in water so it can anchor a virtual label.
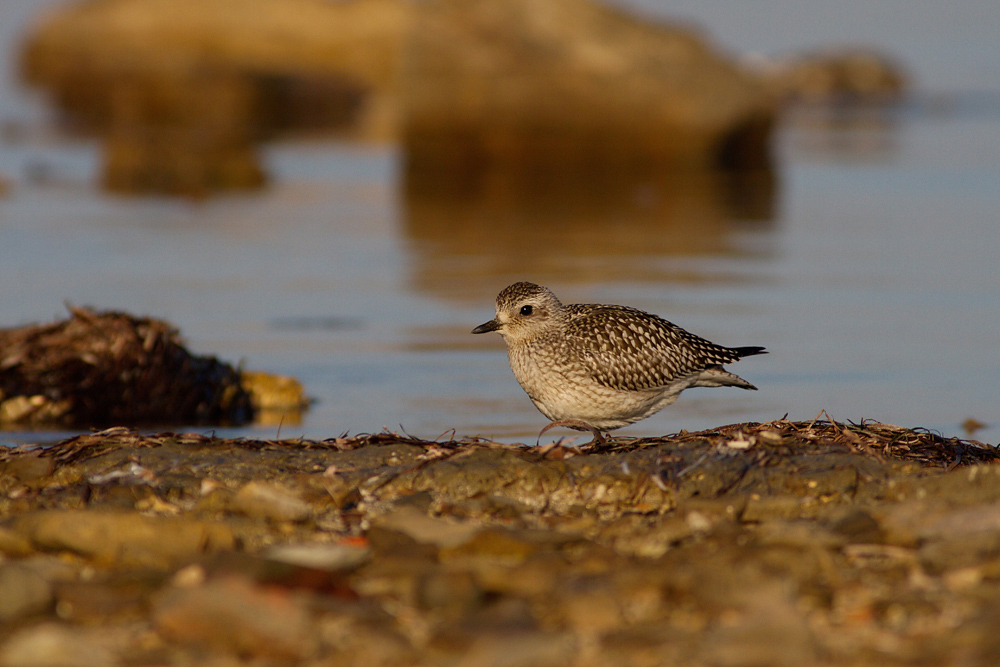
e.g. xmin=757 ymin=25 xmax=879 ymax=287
xmin=401 ymin=0 xmax=776 ymax=174
xmin=22 ymin=0 xmax=410 ymax=138
xmin=21 ymin=0 xmax=775 ymax=194
xmin=21 ymin=0 xmax=412 ymax=196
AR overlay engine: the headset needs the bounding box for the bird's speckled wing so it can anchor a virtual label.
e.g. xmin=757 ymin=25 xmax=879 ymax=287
xmin=564 ymin=305 xmax=746 ymax=391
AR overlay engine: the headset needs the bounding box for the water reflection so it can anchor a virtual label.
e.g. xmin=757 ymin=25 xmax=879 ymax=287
xmin=783 ymin=102 xmax=902 ymax=160
xmin=403 ymin=165 xmax=778 ymax=299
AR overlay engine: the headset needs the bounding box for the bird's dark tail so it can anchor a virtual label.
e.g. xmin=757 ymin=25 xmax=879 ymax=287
xmin=732 ymin=346 xmax=767 ymax=358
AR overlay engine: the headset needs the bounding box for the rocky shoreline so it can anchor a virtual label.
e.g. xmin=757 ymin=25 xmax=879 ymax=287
xmin=2 ymin=419 xmax=999 ymax=665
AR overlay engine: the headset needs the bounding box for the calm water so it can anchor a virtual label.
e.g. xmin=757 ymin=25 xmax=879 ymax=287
xmin=1 ymin=1 xmax=998 ymax=445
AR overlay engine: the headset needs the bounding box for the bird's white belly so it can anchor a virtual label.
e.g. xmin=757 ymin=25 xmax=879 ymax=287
xmin=510 ymin=349 xmax=693 ymax=429
xmin=534 ymin=384 xmax=659 ymax=428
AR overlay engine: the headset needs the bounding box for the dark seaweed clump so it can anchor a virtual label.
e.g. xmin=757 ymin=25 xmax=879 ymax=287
xmin=0 ymin=306 xmax=251 ymax=427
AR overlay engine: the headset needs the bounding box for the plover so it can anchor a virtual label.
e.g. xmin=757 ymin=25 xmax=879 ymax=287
xmin=472 ymin=282 xmax=765 ymax=438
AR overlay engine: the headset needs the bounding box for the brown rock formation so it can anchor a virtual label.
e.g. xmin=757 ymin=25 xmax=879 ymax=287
xmin=21 ymin=0 xmax=411 ymax=195
xmin=21 ymin=0 xmax=776 ymax=195
xmin=401 ymin=0 xmax=776 ymax=175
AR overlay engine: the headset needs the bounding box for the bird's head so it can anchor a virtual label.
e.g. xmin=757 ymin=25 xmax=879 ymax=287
xmin=472 ymin=282 xmax=564 ymax=344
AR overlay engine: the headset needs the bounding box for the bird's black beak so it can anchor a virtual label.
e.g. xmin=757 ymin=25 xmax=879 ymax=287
xmin=472 ymin=318 xmax=501 ymax=334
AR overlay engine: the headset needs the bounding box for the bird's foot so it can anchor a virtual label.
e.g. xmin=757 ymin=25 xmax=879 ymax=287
xmin=537 ymin=420 xmax=608 ymax=447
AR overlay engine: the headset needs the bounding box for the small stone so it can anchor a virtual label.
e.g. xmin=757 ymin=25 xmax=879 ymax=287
xmin=240 ymin=371 xmax=308 ymax=410
xmin=374 ymin=505 xmax=478 ymax=549
xmin=564 ymin=587 xmax=624 ymax=636
xmin=0 ymin=526 xmax=35 ymax=557
xmin=199 ymin=479 xmax=220 ymax=495
xmin=741 ymin=495 xmax=805 ymax=522
xmin=240 ymin=371 xmax=310 ymax=428
xmin=701 ymin=590 xmax=819 ymax=667
xmin=232 ymin=481 xmax=312 ymax=523
xmin=14 ymin=510 xmax=235 ymax=568
xmin=152 ymin=574 xmax=318 ymax=661
xmin=171 ymin=564 xmax=207 ymax=588
xmin=755 ymin=520 xmax=845 ymax=551
xmin=53 ymin=578 xmax=154 ymax=623
xmin=685 ymin=511 xmax=712 ymax=533
xmin=17 ymin=555 xmax=83 ymax=586
xmin=433 ymin=629 xmax=576 ymax=667
xmin=417 ymin=570 xmax=482 ymax=612
xmin=0 ymin=564 xmax=53 ymax=621
xmin=264 ymin=541 xmax=370 ymax=572
xmin=440 ymin=528 xmax=541 ymax=564
xmin=0 ymin=623 xmax=119 ymax=667
xmin=830 ymin=509 xmax=885 ymax=544
xmin=0 ymin=454 xmax=55 ymax=483
xmin=944 ymin=567 xmax=984 ymax=591
xmin=0 ymin=395 xmax=41 ymax=424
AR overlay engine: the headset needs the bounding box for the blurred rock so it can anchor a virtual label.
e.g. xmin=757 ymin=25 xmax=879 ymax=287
xmin=417 ymin=569 xmax=482 ymax=614
xmin=151 ymin=574 xmax=318 ymax=661
xmin=318 ymin=620 xmax=418 ymax=667
xmin=0 ymin=395 xmax=70 ymax=426
xmin=0 ymin=452 xmax=55 ymax=483
xmin=830 ymin=508 xmax=885 ymax=544
xmin=22 ymin=0 xmax=774 ymax=196
xmin=374 ymin=505 xmax=479 ymax=548
xmin=441 ymin=528 xmax=548 ymax=564
xmin=0 ymin=623 xmax=121 ymax=667
xmin=263 ymin=541 xmax=371 ymax=572
xmin=700 ymin=589 xmax=820 ymax=667
xmin=0 ymin=527 xmax=35 ymax=557
xmin=14 ymin=556 xmax=82 ymax=587
xmin=741 ymin=494 xmax=808 ymax=522
xmin=22 ymin=0 xmax=409 ymax=139
xmin=750 ymin=48 xmax=908 ymax=104
xmin=240 ymin=370 xmax=310 ymax=428
xmin=879 ymin=499 xmax=1000 ymax=573
xmin=13 ymin=510 xmax=235 ymax=568
xmin=402 ymin=0 xmax=775 ymax=176
xmin=52 ymin=577 xmax=154 ymax=624
xmin=432 ymin=629 xmax=577 ymax=667
xmin=22 ymin=0 xmax=411 ymax=195
xmin=232 ymin=481 xmax=313 ymax=523
xmin=0 ymin=564 xmax=53 ymax=621
xmin=100 ymin=73 xmax=266 ymax=196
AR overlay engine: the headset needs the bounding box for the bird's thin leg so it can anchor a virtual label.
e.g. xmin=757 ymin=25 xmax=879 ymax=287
xmin=537 ymin=420 xmax=607 ymax=447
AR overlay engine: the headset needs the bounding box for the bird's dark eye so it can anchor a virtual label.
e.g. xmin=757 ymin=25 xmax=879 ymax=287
xmin=520 ymin=305 xmax=533 ymax=316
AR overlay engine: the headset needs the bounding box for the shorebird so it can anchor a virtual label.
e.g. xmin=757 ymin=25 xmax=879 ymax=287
xmin=472 ymin=282 xmax=765 ymax=441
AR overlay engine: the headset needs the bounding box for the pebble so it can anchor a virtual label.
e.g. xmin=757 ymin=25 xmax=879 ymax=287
xmin=263 ymin=541 xmax=370 ymax=572
xmin=152 ymin=574 xmax=318 ymax=661
xmin=232 ymin=481 xmax=313 ymax=523
xmin=0 ymin=564 xmax=52 ymax=621
xmin=0 ymin=624 xmax=119 ymax=667
xmin=13 ymin=510 xmax=235 ymax=568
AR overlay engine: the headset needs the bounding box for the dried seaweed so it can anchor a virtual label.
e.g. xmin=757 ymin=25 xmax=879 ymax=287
xmin=6 ymin=418 xmax=995 ymax=470
xmin=0 ymin=307 xmax=252 ymax=428
xmin=591 ymin=417 xmax=1000 ymax=467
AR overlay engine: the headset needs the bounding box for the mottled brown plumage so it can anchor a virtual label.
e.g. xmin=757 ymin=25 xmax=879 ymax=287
xmin=472 ymin=282 xmax=766 ymax=431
